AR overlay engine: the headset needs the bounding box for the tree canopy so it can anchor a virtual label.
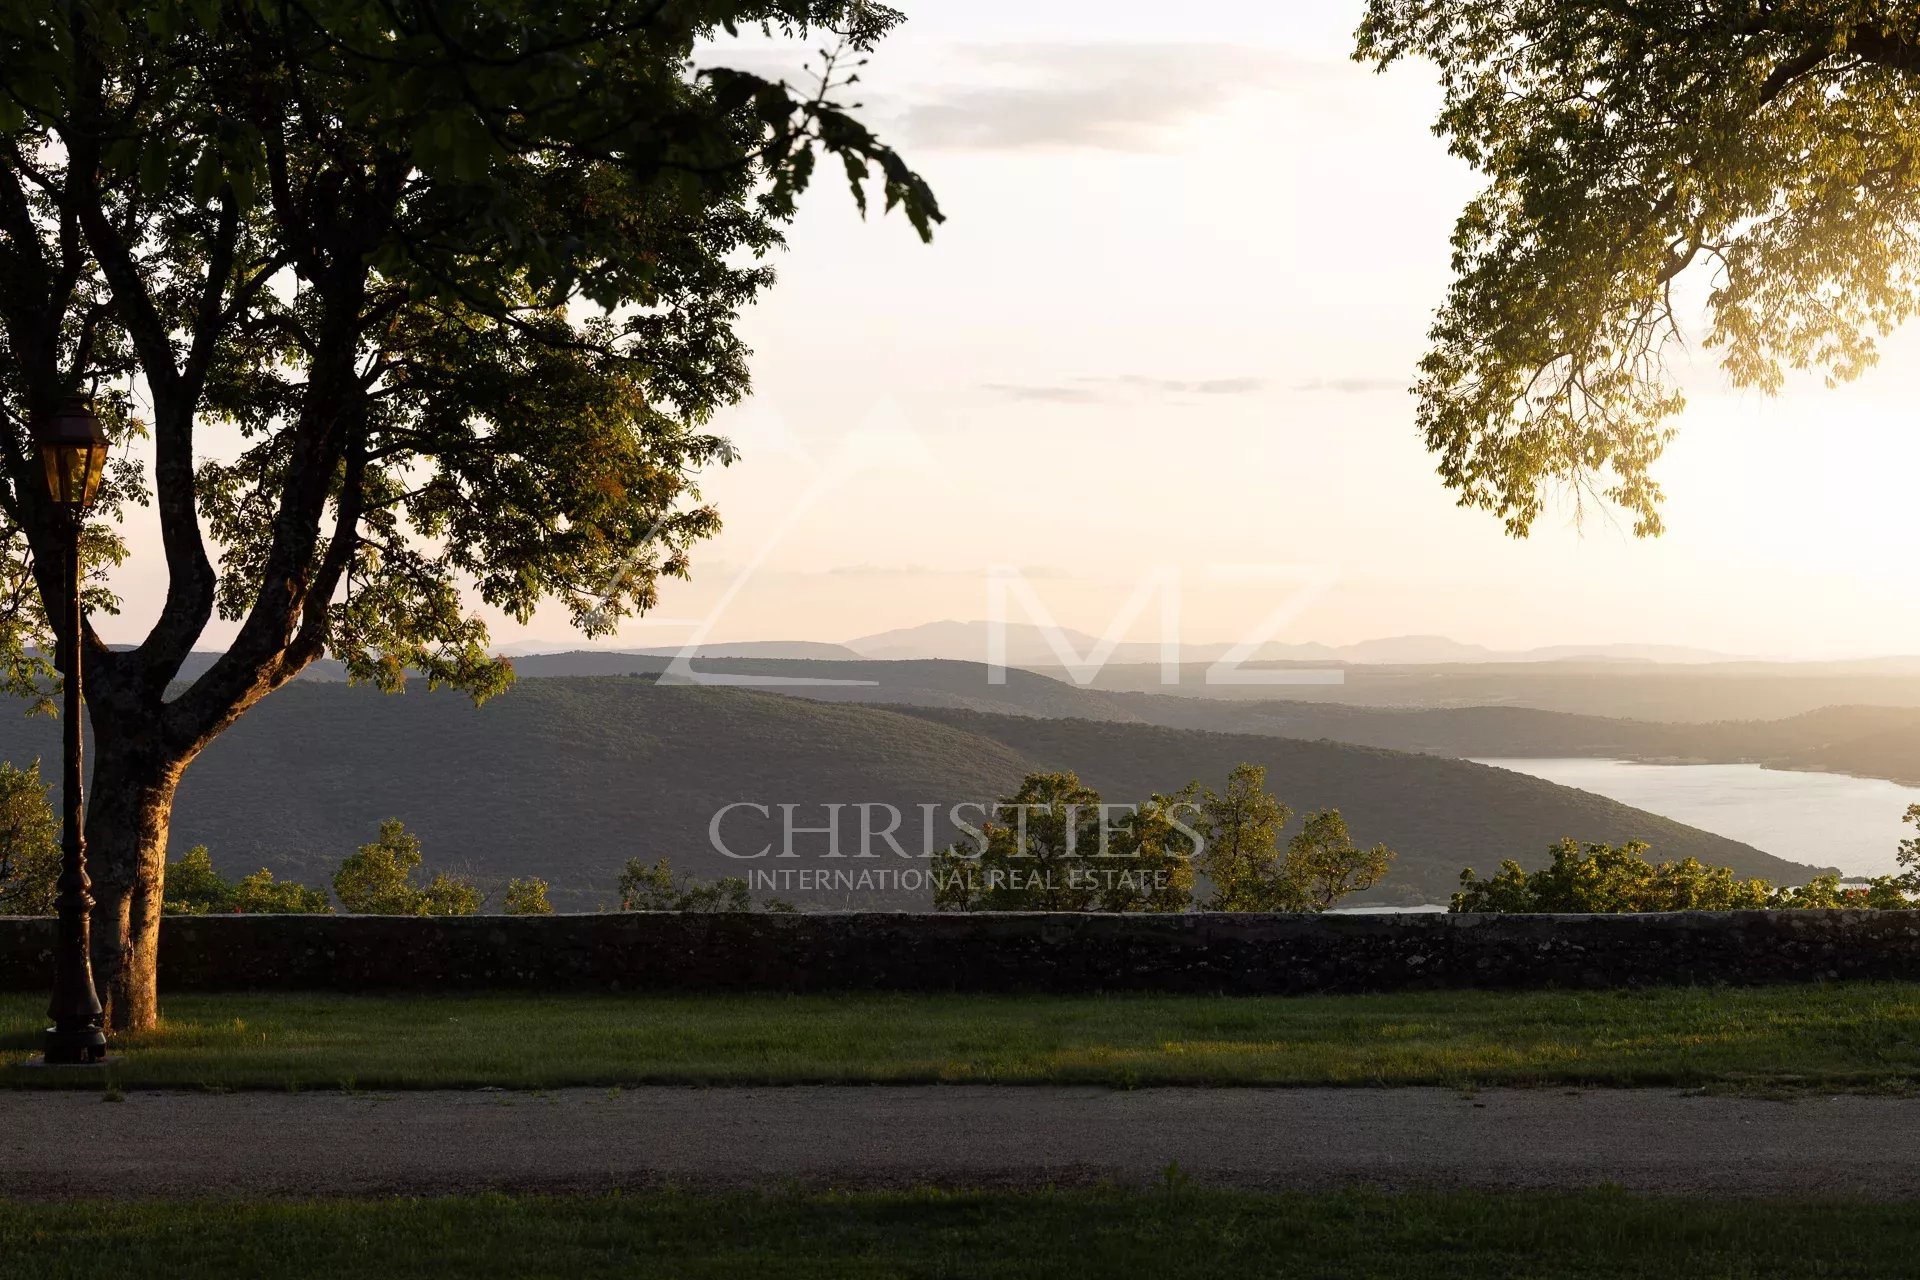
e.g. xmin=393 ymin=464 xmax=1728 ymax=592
xmin=1356 ymin=3 xmax=1920 ymax=536
xmin=0 ymin=0 xmax=936 ymax=1026
xmin=0 ymin=758 xmax=57 ymax=915
xmin=932 ymin=765 xmax=1392 ymax=914
xmin=1 ymin=0 xmax=939 ymax=716
xmin=1451 ymin=830 xmax=1920 ymax=913
xmin=332 ymin=817 xmax=479 ymax=915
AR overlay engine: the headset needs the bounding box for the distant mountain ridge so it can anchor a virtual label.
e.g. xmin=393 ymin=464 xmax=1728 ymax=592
xmin=156 ymin=649 xmax=1920 ymax=774
xmin=842 ymin=621 xmax=1744 ymax=667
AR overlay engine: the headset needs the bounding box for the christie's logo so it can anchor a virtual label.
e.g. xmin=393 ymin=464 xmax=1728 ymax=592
xmin=706 ymin=801 xmax=1207 ymax=861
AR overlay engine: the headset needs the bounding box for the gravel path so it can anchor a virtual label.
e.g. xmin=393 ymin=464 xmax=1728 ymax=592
xmin=5 ymin=1086 xmax=1920 ymax=1200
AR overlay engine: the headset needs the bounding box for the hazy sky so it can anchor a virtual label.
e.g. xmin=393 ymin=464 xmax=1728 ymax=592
xmin=102 ymin=3 xmax=1920 ymax=659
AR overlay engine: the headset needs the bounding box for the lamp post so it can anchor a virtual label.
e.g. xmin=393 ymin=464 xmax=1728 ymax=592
xmin=37 ymin=396 xmax=110 ymax=1066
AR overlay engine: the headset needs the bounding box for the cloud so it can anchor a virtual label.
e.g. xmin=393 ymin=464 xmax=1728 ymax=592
xmin=1293 ymin=377 xmax=1408 ymax=394
xmin=982 ymin=375 xmax=1268 ymax=404
xmin=892 ymin=44 xmax=1320 ymax=153
xmin=979 ymin=383 xmax=1106 ymax=404
xmin=1099 ymin=375 xmax=1267 ymax=396
xmin=826 ymin=564 xmax=1072 ymax=580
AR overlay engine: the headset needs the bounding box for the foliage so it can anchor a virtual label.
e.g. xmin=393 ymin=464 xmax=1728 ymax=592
xmin=230 ymin=868 xmax=334 ymax=916
xmin=163 ymin=846 xmax=333 ymax=915
xmin=1186 ymin=765 xmax=1394 ymax=912
xmin=1282 ymin=810 xmax=1396 ymax=911
xmin=931 ymin=771 xmax=1200 ymax=912
xmin=1192 ymin=763 xmax=1289 ymax=910
xmin=1100 ymin=789 xmax=1205 ymax=912
xmin=1452 ymin=839 xmax=1767 ymax=913
xmin=0 ymin=0 xmax=939 ymax=1020
xmin=932 ymin=765 xmax=1390 ymax=914
xmin=332 ymin=820 xmax=480 ymax=916
xmin=616 ymin=856 xmax=790 ymax=913
xmin=0 ymin=680 xmax=1798 ymax=909
xmin=0 ymin=0 xmax=939 ymax=704
xmin=160 ymin=847 xmax=232 ymax=915
xmin=1454 ymin=831 xmax=1920 ymax=913
xmin=0 ymin=759 xmax=56 ymax=915
xmin=501 ymin=877 xmax=554 ymax=916
xmin=1356 ymin=3 xmax=1920 ymax=536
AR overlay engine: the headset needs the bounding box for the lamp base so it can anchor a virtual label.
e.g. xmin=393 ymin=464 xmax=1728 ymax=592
xmin=43 ymin=1023 xmax=108 ymax=1065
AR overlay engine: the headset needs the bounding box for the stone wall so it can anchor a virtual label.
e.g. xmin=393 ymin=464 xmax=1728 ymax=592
xmin=6 ymin=910 xmax=1920 ymax=995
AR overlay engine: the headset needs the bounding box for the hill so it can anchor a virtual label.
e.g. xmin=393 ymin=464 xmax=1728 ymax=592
xmin=0 ymin=679 xmax=1823 ymax=908
xmin=890 ymin=707 xmax=1822 ymax=901
xmin=843 ymin=623 xmax=1744 ymax=666
xmin=516 ymin=654 xmax=1146 ymax=720
xmin=147 ymin=651 xmax=1920 ymax=788
xmin=479 ymin=656 xmax=1920 ymax=787
xmin=1117 ymin=697 xmax=1920 ymax=788
xmin=1047 ymin=661 xmax=1920 ymax=722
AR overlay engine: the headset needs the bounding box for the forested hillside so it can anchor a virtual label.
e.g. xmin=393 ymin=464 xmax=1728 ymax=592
xmin=0 ymin=679 xmax=1826 ymax=908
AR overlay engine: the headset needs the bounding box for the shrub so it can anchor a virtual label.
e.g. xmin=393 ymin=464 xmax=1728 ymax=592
xmin=1452 ymin=827 xmax=1920 ymax=914
xmin=164 ymin=846 xmax=332 ymax=914
xmin=230 ymin=868 xmax=333 ymax=914
xmin=616 ymin=857 xmax=788 ymax=912
xmin=0 ymin=759 xmax=57 ymax=916
xmin=333 ymin=819 xmax=480 ymax=916
xmin=1193 ymin=765 xmax=1394 ymax=912
xmin=932 ymin=771 xmax=1198 ymax=912
xmin=502 ymin=877 xmax=554 ymax=916
xmin=1279 ymin=809 xmax=1395 ymax=911
xmin=163 ymin=846 xmax=234 ymax=914
xmin=932 ymin=765 xmax=1394 ymax=915
xmin=1193 ymin=763 xmax=1288 ymax=911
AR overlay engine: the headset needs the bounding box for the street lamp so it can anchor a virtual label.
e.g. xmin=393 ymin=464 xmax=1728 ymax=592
xmin=36 ymin=395 xmax=110 ymax=1066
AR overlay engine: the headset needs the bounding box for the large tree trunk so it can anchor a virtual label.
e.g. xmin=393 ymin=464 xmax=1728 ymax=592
xmin=84 ymin=723 xmax=186 ymax=1033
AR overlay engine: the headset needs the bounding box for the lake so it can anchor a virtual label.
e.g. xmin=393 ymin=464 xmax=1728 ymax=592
xmin=1470 ymin=758 xmax=1920 ymax=879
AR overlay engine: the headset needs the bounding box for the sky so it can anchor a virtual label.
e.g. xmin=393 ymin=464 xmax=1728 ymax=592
xmin=100 ymin=2 xmax=1920 ymax=660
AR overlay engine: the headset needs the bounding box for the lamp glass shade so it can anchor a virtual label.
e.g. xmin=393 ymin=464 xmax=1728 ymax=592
xmin=34 ymin=398 xmax=111 ymax=510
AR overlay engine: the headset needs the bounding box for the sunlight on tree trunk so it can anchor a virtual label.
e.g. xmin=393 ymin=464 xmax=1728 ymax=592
xmin=84 ymin=729 xmax=185 ymax=1032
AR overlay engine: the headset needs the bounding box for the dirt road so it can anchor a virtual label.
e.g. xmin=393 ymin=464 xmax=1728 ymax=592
xmin=5 ymin=1086 xmax=1916 ymax=1200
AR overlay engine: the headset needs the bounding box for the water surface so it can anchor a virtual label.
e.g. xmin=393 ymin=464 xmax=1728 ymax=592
xmin=1470 ymin=758 xmax=1920 ymax=879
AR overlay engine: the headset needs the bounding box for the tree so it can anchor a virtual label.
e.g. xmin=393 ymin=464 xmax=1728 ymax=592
xmin=160 ymin=846 xmax=232 ymax=914
xmin=1281 ymin=810 xmax=1395 ymax=911
xmin=0 ymin=1 xmax=937 ymax=1027
xmin=502 ymin=876 xmax=553 ymax=916
xmin=1455 ymin=838 xmax=1783 ymax=913
xmin=1193 ymin=763 xmax=1292 ymax=911
xmin=1100 ymin=791 xmax=1202 ymax=912
xmin=1454 ymin=822 xmax=1920 ymax=913
xmin=1356 ymin=4 xmax=1920 ymax=537
xmin=1899 ymin=804 xmax=1920 ymax=879
xmin=0 ymin=758 xmax=57 ymax=915
xmin=932 ymin=771 xmax=1199 ymax=913
xmin=616 ymin=856 xmax=767 ymax=912
xmin=163 ymin=845 xmax=332 ymax=914
xmin=332 ymin=818 xmax=479 ymax=916
xmin=229 ymin=868 xmax=332 ymax=915
xmin=1190 ymin=767 xmax=1390 ymax=912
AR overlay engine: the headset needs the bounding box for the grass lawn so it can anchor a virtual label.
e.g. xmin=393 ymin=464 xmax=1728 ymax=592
xmin=5 ymin=1187 xmax=1920 ymax=1279
xmin=4 ymin=982 xmax=1920 ymax=1092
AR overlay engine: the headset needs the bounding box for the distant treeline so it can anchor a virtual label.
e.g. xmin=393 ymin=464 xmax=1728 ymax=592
xmin=930 ymin=764 xmax=1392 ymax=914
xmin=1452 ymin=809 xmax=1920 ymax=913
